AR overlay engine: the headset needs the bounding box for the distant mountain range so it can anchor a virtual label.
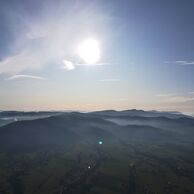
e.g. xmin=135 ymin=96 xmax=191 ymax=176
xmin=0 ymin=109 xmax=191 ymax=118
xmin=0 ymin=109 xmax=191 ymax=127
xmin=0 ymin=111 xmax=61 ymax=127
xmin=90 ymin=109 xmax=191 ymax=119
xmin=0 ymin=110 xmax=60 ymax=118
xmin=0 ymin=110 xmax=193 ymax=152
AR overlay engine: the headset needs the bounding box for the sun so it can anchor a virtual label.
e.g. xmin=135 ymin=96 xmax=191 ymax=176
xmin=77 ymin=39 xmax=100 ymax=64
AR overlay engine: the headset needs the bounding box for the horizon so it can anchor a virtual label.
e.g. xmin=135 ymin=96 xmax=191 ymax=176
xmin=0 ymin=108 xmax=192 ymax=117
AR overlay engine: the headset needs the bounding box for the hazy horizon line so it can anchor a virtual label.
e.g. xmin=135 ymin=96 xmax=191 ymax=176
xmin=0 ymin=108 xmax=188 ymax=114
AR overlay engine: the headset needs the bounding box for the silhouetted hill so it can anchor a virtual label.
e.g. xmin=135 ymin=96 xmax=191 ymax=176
xmin=0 ymin=113 xmax=118 ymax=152
xmin=0 ymin=111 xmax=60 ymax=118
xmin=0 ymin=111 xmax=190 ymax=152
xmin=103 ymin=115 xmax=194 ymax=135
xmin=90 ymin=109 xmax=190 ymax=119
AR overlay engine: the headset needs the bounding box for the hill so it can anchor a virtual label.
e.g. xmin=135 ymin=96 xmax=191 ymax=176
xmin=0 ymin=111 xmax=194 ymax=194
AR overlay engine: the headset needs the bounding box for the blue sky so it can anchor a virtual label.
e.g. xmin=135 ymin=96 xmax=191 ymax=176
xmin=0 ymin=0 xmax=194 ymax=114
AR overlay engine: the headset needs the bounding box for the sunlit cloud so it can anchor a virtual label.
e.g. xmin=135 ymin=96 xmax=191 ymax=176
xmin=0 ymin=1 xmax=110 ymax=74
xmin=76 ymin=62 xmax=111 ymax=67
xmin=62 ymin=60 xmax=75 ymax=71
xmin=61 ymin=60 xmax=110 ymax=71
xmin=5 ymin=74 xmax=45 ymax=81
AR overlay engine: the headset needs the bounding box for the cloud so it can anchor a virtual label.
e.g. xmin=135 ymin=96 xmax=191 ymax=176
xmin=76 ymin=62 xmax=111 ymax=67
xmin=175 ymin=61 xmax=194 ymax=65
xmin=155 ymin=93 xmax=176 ymax=97
xmin=164 ymin=61 xmax=194 ymax=65
xmin=156 ymin=93 xmax=194 ymax=103
xmin=0 ymin=50 xmax=48 ymax=74
xmin=61 ymin=60 xmax=110 ymax=71
xmin=62 ymin=60 xmax=75 ymax=71
xmin=5 ymin=74 xmax=45 ymax=81
xmin=0 ymin=1 xmax=110 ymax=74
xmin=167 ymin=96 xmax=194 ymax=103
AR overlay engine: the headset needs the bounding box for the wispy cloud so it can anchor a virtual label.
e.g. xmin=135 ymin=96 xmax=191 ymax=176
xmin=156 ymin=93 xmax=194 ymax=103
xmin=76 ymin=62 xmax=111 ymax=67
xmin=5 ymin=74 xmax=45 ymax=81
xmin=155 ymin=93 xmax=176 ymax=97
xmin=61 ymin=60 xmax=111 ymax=71
xmin=175 ymin=61 xmax=194 ymax=65
xmin=0 ymin=1 xmax=110 ymax=74
xmin=167 ymin=96 xmax=194 ymax=103
xmin=61 ymin=60 xmax=110 ymax=71
xmin=0 ymin=51 xmax=47 ymax=74
xmin=164 ymin=61 xmax=194 ymax=65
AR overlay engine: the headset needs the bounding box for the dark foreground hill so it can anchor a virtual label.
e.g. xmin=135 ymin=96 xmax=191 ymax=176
xmin=0 ymin=112 xmax=186 ymax=152
xmin=0 ymin=113 xmax=117 ymax=152
xmin=0 ymin=111 xmax=194 ymax=194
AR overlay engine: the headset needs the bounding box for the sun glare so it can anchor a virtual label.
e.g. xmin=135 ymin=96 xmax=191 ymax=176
xmin=77 ymin=39 xmax=100 ymax=64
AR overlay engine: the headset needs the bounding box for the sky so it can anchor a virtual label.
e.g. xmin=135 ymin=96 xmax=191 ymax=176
xmin=0 ymin=0 xmax=194 ymax=114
